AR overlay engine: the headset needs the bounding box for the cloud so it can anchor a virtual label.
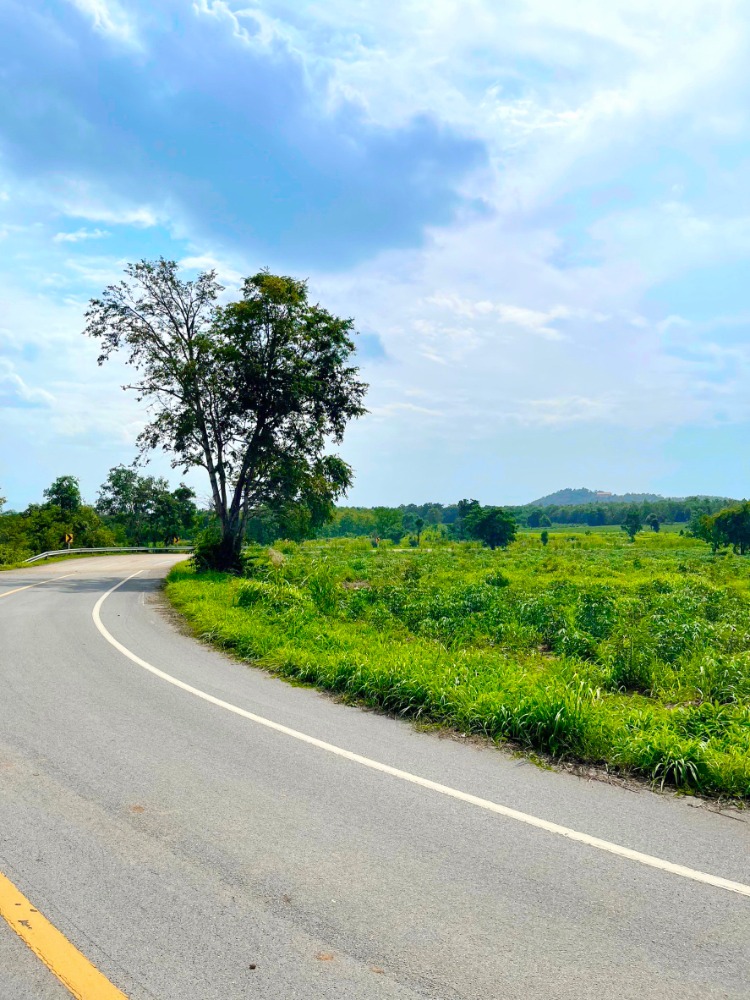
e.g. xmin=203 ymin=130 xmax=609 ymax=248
xmin=426 ymin=294 xmax=591 ymax=340
xmin=519 ymin=394 xmax=620 ymax=426
xmin=56 ymin=186 xmax=164 ymax=229
xmin=0 ymin=1 xmax=486 ymax=268
xmin=0 ymin=359 xmax=54 ymax=409
xmin=179 ymin=253 xmax=243 ymax=287
xmin=67 ymin=0 xmax=137 ymax=44
xmin=53 ymin=227 xmax=110 ymax=243
xmin=2 ymin=2 xmax=750 ymax=505
xmin=368 ymin=401 xmax=443 ymax=421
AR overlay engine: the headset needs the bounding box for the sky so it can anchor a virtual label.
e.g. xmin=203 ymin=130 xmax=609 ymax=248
xmin=1 ymin=0 xmax=750 ymax=509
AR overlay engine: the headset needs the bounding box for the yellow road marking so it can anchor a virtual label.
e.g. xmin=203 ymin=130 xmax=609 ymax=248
xmin=0 ymin=573 xmax=77 ymax=599
xmin=0 ymin=870 xmax=128 ymax=999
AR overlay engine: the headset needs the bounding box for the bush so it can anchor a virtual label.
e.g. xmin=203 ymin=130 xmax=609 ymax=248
xmin=192 ymin=524 xmax=236 ymax=573
xmin=485 ymin=570 xmax=510 ymax=588
xmin=0 ymin=543 xmax=30 ymax=566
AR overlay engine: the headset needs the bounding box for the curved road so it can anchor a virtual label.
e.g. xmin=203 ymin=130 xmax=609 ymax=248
xmin=0 ymin=555 xmax=748 ymax=999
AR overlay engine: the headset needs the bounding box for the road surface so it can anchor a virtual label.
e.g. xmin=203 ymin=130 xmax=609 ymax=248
xmin=0 ymin=555 xmax=748 ymax=999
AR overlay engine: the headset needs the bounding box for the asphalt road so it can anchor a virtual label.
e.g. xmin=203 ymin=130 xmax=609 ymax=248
xmin=0 ymin=555 xmax=748 ymax=1000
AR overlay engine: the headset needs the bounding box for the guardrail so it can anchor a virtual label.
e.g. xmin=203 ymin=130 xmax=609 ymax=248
xmin=24 ymin=546 xmax=193 ymax=564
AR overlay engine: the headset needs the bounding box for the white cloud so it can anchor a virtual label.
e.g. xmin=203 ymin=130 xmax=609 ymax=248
xmin=368 ymin=401 xmax=442 ymax=420
xmin=53 ymin=227 xmax=110 ymax=243
xmin=68 ymin=0 xmax=137 ymax=44
xmin=244 ymin=0 xmax=748 ymax=250
xmin=0 ymin=360 xmax=55 ymax=409
xmin=179 ymin=253 xmax=244 ymax=288
xmin=425 ymin=294 xmax=598 ymax=340
xmin=62 ymin=202 xmax=161 ymax=228
xmin=45 ymin=180 xmax=166 ymax=229
xmin=589 ymin=202 xmax=750 ymax=281
xmin=519 ymin=394 xmax=620 ymax=426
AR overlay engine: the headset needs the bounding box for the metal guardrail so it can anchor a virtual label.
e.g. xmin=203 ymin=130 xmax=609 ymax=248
xmin=24 ymin=546 xmax=193 ymax=564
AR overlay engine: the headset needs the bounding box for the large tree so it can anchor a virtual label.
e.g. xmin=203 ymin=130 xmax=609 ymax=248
xmin=85 ymin=260 xmax=367 ymax=569
xmin=689 ymin=512 xmax=724 ymax=553
xmin=462 ymin=503 xmax=517 ymax=550
xmin=43 ymin=475 xmax=82 ymax=513
xmin=621 ymin=510 xmax=642 ymax=542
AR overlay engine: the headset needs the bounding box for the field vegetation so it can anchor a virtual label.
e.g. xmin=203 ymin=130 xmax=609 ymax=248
xmin=165 ymin=530 xmax=750 ymax=800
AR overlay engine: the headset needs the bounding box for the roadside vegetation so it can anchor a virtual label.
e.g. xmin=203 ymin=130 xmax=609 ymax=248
xmin=0 ymin=472 xmax=198 ymax=566
xmin=165 ymin=530 xmax=750 ymax=800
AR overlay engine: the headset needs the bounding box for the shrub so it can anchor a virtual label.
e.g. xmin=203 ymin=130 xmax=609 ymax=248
xmin=696 ymin=655 xmax=750 ymax=704
xmin=191 ymin=524 xmax=226 ymax=572
xmin=307 ymin=566 xmax=340 ymax=614
xmin=485 ymin=570 xmax=510 ymax=588
xmin=600 ymin=625 xmax=657 ymax=693
xmin=0 ymin=543 xmax=30 ymax=566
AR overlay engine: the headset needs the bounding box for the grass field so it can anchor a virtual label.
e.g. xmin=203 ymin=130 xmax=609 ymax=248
xmin=165 ymin=531 xmax=750 ymax=799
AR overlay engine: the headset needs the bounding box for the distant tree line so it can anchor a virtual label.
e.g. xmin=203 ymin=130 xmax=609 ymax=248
xmin=317 ymin=496 xmax=736 ymax=542
xmin=319 ymin=503 xmax=457 ymax=542
xmin=317 ymin=500 xmax=517 ymax=548
xmin=523 ymin=496 xmax=734 ymax=527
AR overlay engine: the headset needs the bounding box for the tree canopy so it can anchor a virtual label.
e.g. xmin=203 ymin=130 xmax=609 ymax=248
xmin=43 ymin=475 xmax=82 ymax=513
xmin=460 ymin=501 xmax=517 ymax=550
xmin=85 ymin=260 xmax=367 ymax=569
xmin=96 ymin=466 xmax=197 ymax=545
xmin=691 ymin=502 xmax=750 ymax=555
xmin=621 ymin=510 xmax=643 ymax=542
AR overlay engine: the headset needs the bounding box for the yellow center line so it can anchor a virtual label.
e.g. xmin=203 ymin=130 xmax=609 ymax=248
xmin=0 ymin=870 xmax=128 ymax=999
xmin=0 ymin=573 xmax=77 ymax=599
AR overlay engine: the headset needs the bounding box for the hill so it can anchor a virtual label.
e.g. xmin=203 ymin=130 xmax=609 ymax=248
xmin=528 ymin=488 xmax=664 ymax=507
xmin=527 ymin=488 xmax=738 ymax=508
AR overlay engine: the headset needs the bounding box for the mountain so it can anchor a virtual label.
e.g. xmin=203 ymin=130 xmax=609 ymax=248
xmin=528 ymin=488 xmax=668 ymax=507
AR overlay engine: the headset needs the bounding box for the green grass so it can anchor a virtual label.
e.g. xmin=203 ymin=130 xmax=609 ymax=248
xmin=164 ymin=532 xmax=750 ymax=799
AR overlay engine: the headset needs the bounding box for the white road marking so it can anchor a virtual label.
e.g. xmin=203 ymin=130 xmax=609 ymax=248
xmin=0 ymin=572 xmax=77 ymax=599
xmin=93 ymin=569 xmax=750 ymax=900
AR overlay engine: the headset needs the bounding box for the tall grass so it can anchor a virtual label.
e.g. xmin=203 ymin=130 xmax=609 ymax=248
xmin=165 ymin=531 xmax=750 ymax=798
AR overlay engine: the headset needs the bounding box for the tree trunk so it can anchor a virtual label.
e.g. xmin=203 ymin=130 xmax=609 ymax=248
xmin=209 ymin=523 xmax=243 ymax=572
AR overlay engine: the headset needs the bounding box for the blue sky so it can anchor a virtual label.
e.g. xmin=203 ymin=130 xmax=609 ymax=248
xmin=1 ymin=0 xmax=750 ymax=509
